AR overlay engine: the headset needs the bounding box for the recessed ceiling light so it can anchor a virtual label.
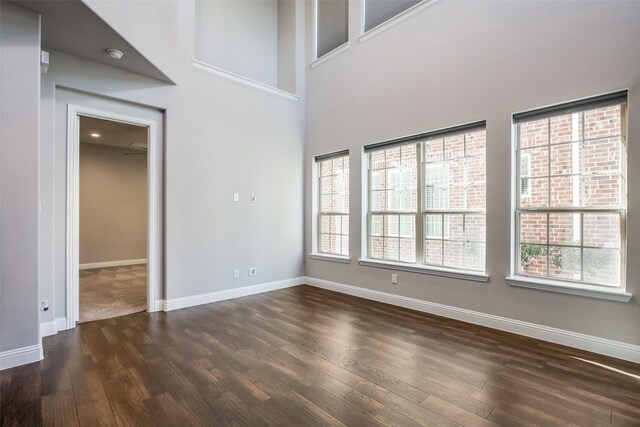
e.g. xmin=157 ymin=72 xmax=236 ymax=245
xmin=91 ymin=133 xmax=100 ymax=138
xmin=106 ymin=48 xmax=123 ymax=59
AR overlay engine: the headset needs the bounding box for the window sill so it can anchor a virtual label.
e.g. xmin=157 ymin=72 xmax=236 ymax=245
xmin=358 ymin=258 xmax=489 ymax=282
xmin=358 ymin=0 xmax=441 ymax=43
xmin=309 ymin=253 xmax=351 ymax=264
xmin=506 ymin=275 xmax=632 ymax=302
xmin=310 ymin=42 xmax=351 ymax=69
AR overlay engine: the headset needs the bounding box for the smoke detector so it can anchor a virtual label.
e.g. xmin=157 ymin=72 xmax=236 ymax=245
xmin=106 ymin=49 xmax=123 ymax=59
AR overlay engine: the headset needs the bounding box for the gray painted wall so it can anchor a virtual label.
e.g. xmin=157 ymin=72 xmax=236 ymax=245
xmin=0 ymin=3 xmax=41 ymax=353
xmin=80 ymin=143 xmax=147 ymax=265
xmin=195 ymin=0 xmax=279 ymax=87
xmin=38 ymin=0 xmax=305 ymax=323
xmin=304 ymin=1 xmax=640 ymax=345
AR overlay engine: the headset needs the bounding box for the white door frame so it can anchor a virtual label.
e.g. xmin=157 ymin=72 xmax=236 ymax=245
xmin=66 ymin=104 xmax=161 ymax=329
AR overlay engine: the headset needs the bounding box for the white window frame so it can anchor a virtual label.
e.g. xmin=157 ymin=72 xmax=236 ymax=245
xmin=507 ymin=91 xmax=632 ymax=302
xmin=359 ymin=123 xmax=489 ymax=282
xmin=310 ymin=150 xmax=351 ymax=263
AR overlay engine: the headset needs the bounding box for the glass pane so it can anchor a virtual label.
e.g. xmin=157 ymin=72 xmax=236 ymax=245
xmin=551 ymin=175 xmax=581 ymax=207
xmin=448 ymin=184 xmax=465 ymax=210
xmin=333 ymin=174 xmax=347 ymax=194
xmin=519 ymin=119 xmax=549 ymax=148
xmin=466 ymin=156 xmax=485 ymax=185
xmin=550 ymin=112 xmax=582 ymax=144
xmin=519 ymin=213 xmax=547 ymax=244
xmin=549 ymin=246 xmax=581 ymax=280
xmin=520 ymin=146 xmax=548 ymax=177
xmin=583 ymin=213 xmax=620 ymax=249
xmin=444 ymin=214 xmax=464 ymax=241
xmin=320 ymin=234 xmax=331 ymax=253
xmin=400 ymin=144 xmax=417 ymax=167
xmin=465 ymin=130 xmax=486 ymax=157
xmin=549 ymin=213 xmax=581 ymax=246
xmin=399 ymin=238 xmax=415 ymax=263
xmin=384 ymin=237 xmax=399 ymax=261
xmin=371 ymin=215 xmax=383 ymax=236
xmin=443 ymin=241 xmax=464 ymax=269
xmin=464 ymin=242 xmax=485 ymax=271
xmin=583 ymin=174 xmax=620 ymax=208
xmin=425 ymin=240 xmax=443 ymax=266
xmin=332 ymin=235 xmax=342 ymax=254
xmin=466 ymin=183 xmax=486 ymax=210
xmin=320 ymin=215 xmax=331 ymax=233
xmin=341 ymin=235 xmax=349 ymax=256
xmin=330 ymin=215 xmax=341 ymax=234
xmin=583 ymin=249 xmax=620 ymax=286
xmin=444 ymin=134 xmax=464 ymax=160
xmin=370 ymin=237 xmax=384 ymax=259
xmin=370 ymin=151 xmax=385 ymax=170
xmin=385 ymin=146 xmax=401 ymax=168
xmin=464 ymin=214 xmax=485 ymax=242
xmin=584 ymin=105 xmax=622 ymax=140
xmin=341 ymin=215 xmax=349 ymax=235
xmin=385 ymin=215 xmax=399 ymax=237
xmin=520 ymin=178 xmax=548 ymax=208
xmin=333 ymin=193 xmax=348 ymax=213
xmin=519 ymin=244 xmax=547 ymax=277
xmin=320 ymin=194 xmax=332 ymax=212
xmin=550 ymin=142 xmax=580 ymax=176
xmin=424 ymin=139 xmax=444 ymax=163
xmin=320 ymin=159 xmax=332 ymax=176
xmin=583 ymin=137 xmax=622 ymax=175
xmin=371 ymin=170 xmax=385 ymax=190
xmin=370 ymin=190 xmax=385 ymax=211
xmin=320 ymin=176 xmax=332 ymax=195
xmin=425 ymin=214 xmax=442 ymax=239
xmin=399 ymin=215 xmax=415 ymax=238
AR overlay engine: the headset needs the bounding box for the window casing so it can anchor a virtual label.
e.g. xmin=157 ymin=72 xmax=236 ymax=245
xmin=366 ymin=124 xmax=486 ymax=272
xmin=364 ymin=0 xmax=422 ymax=32
xmin=514 ymin=93 xmax=627 ymax=288
xmin=317 ymin=152 xmax=349 ymax=256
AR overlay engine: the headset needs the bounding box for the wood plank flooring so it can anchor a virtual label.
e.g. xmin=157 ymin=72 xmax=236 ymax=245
xmin=2 ymin=285 xmax=639 ymax=426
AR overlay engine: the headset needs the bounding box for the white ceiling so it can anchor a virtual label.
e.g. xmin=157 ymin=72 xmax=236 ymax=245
xmin=80 ymin=116 xmax=148 ymax=151
xmin=11 ymin=0 xmax=173 ymax=84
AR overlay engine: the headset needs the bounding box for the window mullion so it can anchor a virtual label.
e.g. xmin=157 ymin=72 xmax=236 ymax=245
xmin=416 ymin=142 xmax=424 ymax=264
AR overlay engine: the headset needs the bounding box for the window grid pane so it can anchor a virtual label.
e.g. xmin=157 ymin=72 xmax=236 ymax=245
xmin=516 ymin=103 xmax=625 ymax=287
xmin=367 ymin=128 xmax=486 ymax=273
xmin=318 ymin=154 xmax=349 ymax=256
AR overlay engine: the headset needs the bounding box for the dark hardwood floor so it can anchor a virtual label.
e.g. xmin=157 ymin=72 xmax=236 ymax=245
xmin=2 ymin=285 xmax=640 ymax=426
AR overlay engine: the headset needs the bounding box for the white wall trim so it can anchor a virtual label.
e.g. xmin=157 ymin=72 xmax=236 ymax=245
xmin=163 ymin=277 xmax=304 ymax=312
xmin=0 ymin=344 xmax=43 ymax=370
xmin=303 ymin=276 xmax=640 ymax=363
xmin=40 ymin=317 xmax=69 ymax=337
xmin=358 ymin=258 xmax=489 ymax=282
xmin=66 ymin=105 xmax=162 ymax=331
xmin=79 ymin=259 xmax=147 ymax=270
xmin=192 ymin=60 xmax=300 ymax=101
xmin=310 ymin=42 xmax=351 ymax=68
xmin=507 ymin=275 xmax=632 ymax=303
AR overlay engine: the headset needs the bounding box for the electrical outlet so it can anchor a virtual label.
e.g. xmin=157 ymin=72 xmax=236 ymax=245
xmin=233 ymin=193 xmax=239 ymax=202
xmin=41 ymin=300 xmax=49 ymax=311
xmin=249 ymin=267 xmax=257 ymax=276
xmin=233 ymin=269 xmax=239 ymax=279
xmin=250 ymin=194 xmax=256 ymax=202
xmin=391 ymin=274 xmax=398 ymax=285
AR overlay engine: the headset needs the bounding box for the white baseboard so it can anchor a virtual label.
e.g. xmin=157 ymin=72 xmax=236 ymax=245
xmin=79 ymin=259 xmax=147 ymax=270
xmin=304 ymin=276 xmax=640 ymax=363
xmin=40 ymin=317 xmax=69 ymax=337
xmin=163 ymin=277 xmax=304 ymax=312
xmin=0 ymin=344 xmax=43 ymax=370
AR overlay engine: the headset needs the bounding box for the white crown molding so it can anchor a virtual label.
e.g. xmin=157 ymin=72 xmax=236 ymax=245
xmin=304 ymin=276 xmax=640 ymax=363
xmin=192 ymin=60 xmax=300 ymax=101
xmin=0 ymin=344 xmax=43 ymax=371
xmin=79 ymin=259 xmax=147 ymax=270
xmin=163 ymin=277 xmax=305 ymax=312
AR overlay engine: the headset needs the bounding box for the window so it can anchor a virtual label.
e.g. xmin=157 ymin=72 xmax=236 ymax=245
xmin=514 ymin=91 xmax=627 ymax=288
xmin=366 ymin=123 xmax=486 ymax=272
xmin=316 ymin=151 xmax=349 ymax=256
xmin=364 ymin=0 xmax=421 ymax=32
xmin=316 ymin=0 xmax=348 ymax=58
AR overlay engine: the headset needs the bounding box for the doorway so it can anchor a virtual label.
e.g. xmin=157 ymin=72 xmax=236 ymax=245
xmin=66 ymin=105 xmax=161 ymax=328
xmin=78 ymin=116 xmax=148 ymax=322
